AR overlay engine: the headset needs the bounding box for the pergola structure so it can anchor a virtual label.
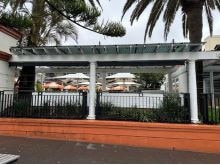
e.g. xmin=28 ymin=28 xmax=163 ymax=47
xmin=10 ymin=43 xmax=220 ymax=123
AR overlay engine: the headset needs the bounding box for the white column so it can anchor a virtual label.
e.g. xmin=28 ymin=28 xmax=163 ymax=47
xmin=210 ymin=71 xmax=215 ymax=107
xmin=101 ymin=72 xmax=106 ymax=91
xmin=210 ymin=71 xmax=214 ymax=93
xmin=203 ymin=80 xmax=206 ymax=93
xmin=188 ymin=60 xmax=199 ymax=123
xmin=168 ymin=72 xmax=172 ymax=93
xmin=87 ymin=61 xmax=96 ymax=120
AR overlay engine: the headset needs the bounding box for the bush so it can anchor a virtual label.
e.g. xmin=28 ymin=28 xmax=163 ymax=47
xmin=2 ymin=99 xmax=31 ymax=117
xmin=96 ymin=102 xmax=154 ymax=122
xmin=153 ymin=94 xmax=189 ymax=123
xmin=96 ymin=94 xmax=190 ymax=123
xmin=53 ymin=102 xmax=82 ymax=118
xmin=2 ymin=100 xmax=84 ymax=119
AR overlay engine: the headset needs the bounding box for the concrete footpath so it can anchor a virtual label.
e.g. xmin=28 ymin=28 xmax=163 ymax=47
xmin=0 ymin=136 xmax=219 ymax=164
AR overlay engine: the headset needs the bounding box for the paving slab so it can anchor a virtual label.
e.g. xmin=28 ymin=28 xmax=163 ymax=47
xmin=0 ymin=135 xmax=219 ymax=164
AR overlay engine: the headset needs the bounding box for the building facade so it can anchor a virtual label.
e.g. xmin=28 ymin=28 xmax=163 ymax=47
xmin=0 ymin=24 xmax=21 ymax=91
xmin=164 ymin=36 xmax=220 ymax=94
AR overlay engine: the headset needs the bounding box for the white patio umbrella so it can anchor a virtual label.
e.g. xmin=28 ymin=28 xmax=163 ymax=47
xmin=53 ymin=73 xmax=89 ymax=79
xmin=52 ymin=73 xmax=89 ymax=91
xmin=113 ymin=82 xmax=140 ymax=86
xmin=78 ymin=82 xmax=102 ymax=85
xmin=106 ymin=73 xmax=135 ymax=79
xmin=64 ymin=85 xmax=77 ymax=91
xmin=44 ymin=82 xmax=63 ymax=89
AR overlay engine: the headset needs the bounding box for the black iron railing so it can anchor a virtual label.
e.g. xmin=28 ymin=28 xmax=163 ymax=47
xmin=96 ymin=93 xmax=191 ymax=123
xmin=199 ymin=93 xmax=220 ymax=124
xmin=0 ymin=91 xmax=193 ymax=124
xmin=0 ymin=91 xmax=87 ymax=119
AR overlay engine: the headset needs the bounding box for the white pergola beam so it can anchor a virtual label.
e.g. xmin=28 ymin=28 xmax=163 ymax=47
xmin=10 ymin=51 xmax=220 ymax=64
xmin=35 ymin=67 xmax=171 ymax=74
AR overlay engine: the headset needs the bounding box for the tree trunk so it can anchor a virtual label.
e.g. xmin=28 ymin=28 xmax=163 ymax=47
xmin=185 ymin=2 xmax=204 ymax=113
xmin=18 ymin=66 xmax=36 ymax=95
xmin=17 ymin=0 xmax=45 ymax=96
xmin=186 ymin=4 xmax=203 ymax=43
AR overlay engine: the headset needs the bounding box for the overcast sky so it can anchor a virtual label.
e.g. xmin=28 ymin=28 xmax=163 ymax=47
xmin=64 ymin=0 xmax=220 ymax=45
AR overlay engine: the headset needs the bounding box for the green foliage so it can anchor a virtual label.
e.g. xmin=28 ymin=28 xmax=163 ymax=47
xmin=153 ymin=94 xmax=189 ymax=123
xmin=135 ymin=73 xmax=165 ymax=90
xmin=2 ymin=100 xmax=84 ymax=119
xmin=96 ymin=95 xmax=190 ymax=123
xmin=207 ymin=107 xmax=220 ymax=124
xmin=0 ymin=0 xmax=126 ymax=45
xmin=35 ymin=82 xmax=43 ymax=92
xmin=0 ymin=12 xmax=32 ymax=29
xmin=94 ymin=22 xmax=126 ymax=37
xmin=49 ymin=0 xmax=100 ymax=25
xmin=47 ymin=0 xmax=126 ymax=37
xmin=12 ymin=99 xmax=30 ymax=116
xmin=97 ymin=102 xmax=154 ymax=122
xmin=53 ymin=102 xmax=82 ymax=118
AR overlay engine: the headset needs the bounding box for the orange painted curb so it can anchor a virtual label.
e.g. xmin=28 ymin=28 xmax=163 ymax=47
xmin=0 ymin=118 xmax=219 ymax=154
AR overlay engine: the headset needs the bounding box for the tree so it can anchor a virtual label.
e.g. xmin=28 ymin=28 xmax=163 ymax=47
xmin=136 ymin=73 xmax=165 ymax=90
xmin=122 ymin=0 xmax=220 ymax=109
xmin=122 ymin=0 xmax=219 ymax=42
xmin=0 ymin=0 xmax=126 ymax=95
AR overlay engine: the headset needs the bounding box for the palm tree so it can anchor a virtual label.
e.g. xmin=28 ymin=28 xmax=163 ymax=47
xmin=122 ymin=0 xmax=220 ymax=108
xmin=122 ymin=0 xmax=220 ymax=42
xmin=0 ymin=0 xmax=125 ymax=95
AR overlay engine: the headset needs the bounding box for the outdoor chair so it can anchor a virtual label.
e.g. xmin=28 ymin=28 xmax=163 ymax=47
xmin=0 ymin=154 xmax=20 ymax=164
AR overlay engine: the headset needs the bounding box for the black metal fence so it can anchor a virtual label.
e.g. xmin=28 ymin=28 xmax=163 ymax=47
xmin=96 ymin=93 xmax=191 ymax=123
xmin=0 ymin=91 xmax=87 ymax=119
xmin=199 ymin=93 xmax=220 ymax=124
xmin=0 ymin=91 xmax=198 ymax=124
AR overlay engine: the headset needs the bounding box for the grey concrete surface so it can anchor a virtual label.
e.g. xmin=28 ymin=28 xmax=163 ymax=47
xmin=0 ymin=135 xmax=219 ymax=164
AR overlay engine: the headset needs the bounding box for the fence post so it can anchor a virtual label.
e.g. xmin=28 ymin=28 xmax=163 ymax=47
xmin=202 ymin=94 xmax=209 ymax=124
xmin=0 ymin=91 xmax=4 ymax=116
xmin=95 ymin=92 xmax=101 ymax=116
xmin=184 ymin=93 xmax=191 ymax=122
xmin=36 ymin=92 xmax=42 ymax=118
xmin=82 ymin=92 xmax=88 ymax=117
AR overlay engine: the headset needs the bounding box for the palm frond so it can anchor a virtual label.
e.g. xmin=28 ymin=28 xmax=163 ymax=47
xmin=47 ymin=33 xmax=61 ymax=46
xmin=163 ymin=0 xmax=180 ymax=40
xmin=11 ymin=0 xmax=28 ymax=14
xmin=88 ymin=0 xmax=102 ymax=9
xmin=214 ymin=0 xmax=220 ymax=12
xmin=207 ymin=0 xmax=216 ymax=9
xmin=145 ymin=0 xmax=166 ymax=41
xmin=122 ymin=0 xmax=137 ymax=20
xmin=182 ymin=12 xmax=188 ymax=38
xmin=56 ymin=21 xmax=78 ymax=42
xmin=205 ymin=1 xmax=213 ymax=36
xmin=130 ymin=0 xmax=153 ymax=25
xmin=42 ymin=21 xmax=78 ymax=45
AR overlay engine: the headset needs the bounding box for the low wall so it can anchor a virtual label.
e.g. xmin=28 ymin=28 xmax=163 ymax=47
xmin=0 ymin=118 xmax=219 ymax=154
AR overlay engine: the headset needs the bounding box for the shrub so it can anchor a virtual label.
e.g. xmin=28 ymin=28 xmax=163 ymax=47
xmin=52 ymin=102 xmax=82 ymax=118
xmin=2 ymin=99 xmax=30 ymax=117
xmin=96 ymin=102 xmax=154 ymax=122
xmin=153 ymin=94 xmax=189 ymax=123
